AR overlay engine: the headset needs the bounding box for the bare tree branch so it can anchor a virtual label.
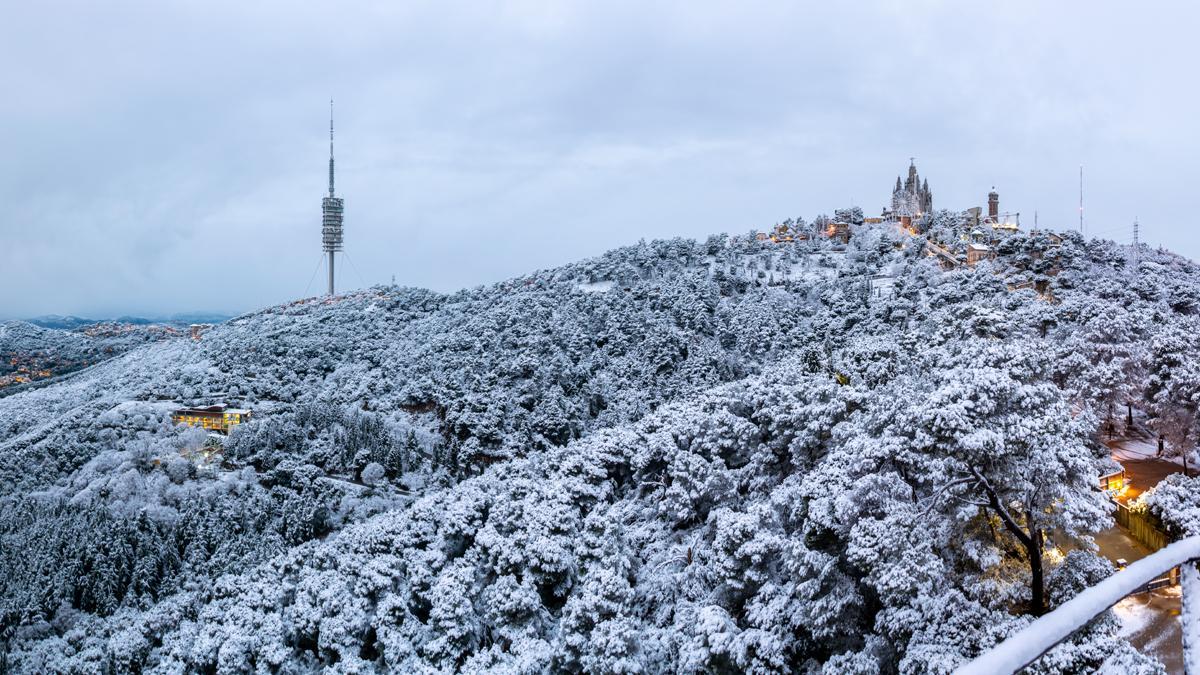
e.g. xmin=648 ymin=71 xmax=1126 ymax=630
xmin=971 ymin=467 xmax=1033 ymax=548
xmin=919 ymin=475 xmax=982 ymax=517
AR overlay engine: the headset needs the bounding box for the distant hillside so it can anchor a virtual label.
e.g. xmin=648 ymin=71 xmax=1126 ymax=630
xmin=3 ymin=222 xmax=1198 ymax=673
xmin=3 ymin=314 xmax=231 ymax=395
xmin=25 ymin=313 xmax=232 ymax=329
xmin=0 ymin=320 xmax=95 ymax=356
xmin=0 ymin=320 xmax=185 ymax=395
xmin=23 ymin=315 xmax=98 ymax=330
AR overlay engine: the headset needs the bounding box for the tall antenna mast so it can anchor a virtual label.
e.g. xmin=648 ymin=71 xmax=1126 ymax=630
xmin=329 ymin=99 xmax=335 ymax=196
xmin=1132 ymin=217 xmax=1140 ymax=274
xmin=321 ymin=99 xmax=345 ymax=296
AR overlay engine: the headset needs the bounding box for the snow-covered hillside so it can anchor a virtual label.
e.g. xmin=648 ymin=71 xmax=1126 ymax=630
xmin=3 ymin=223 xmax=1199 ymax=673
xmin=0 ymin=319 xmax=183 ymax=394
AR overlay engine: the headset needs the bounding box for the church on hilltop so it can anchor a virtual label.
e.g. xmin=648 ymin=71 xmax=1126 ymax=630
xmin=889 ymin=159 xmax=933 ymax=219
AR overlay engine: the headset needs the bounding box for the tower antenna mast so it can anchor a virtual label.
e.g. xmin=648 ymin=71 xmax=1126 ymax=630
xmin=1132 ymin=217 xmax=1140 ymax=274
xmin=329 ymin=99 xmax=335 ymax=196
xmin=321 ymin=99 xmax=345 ymax=296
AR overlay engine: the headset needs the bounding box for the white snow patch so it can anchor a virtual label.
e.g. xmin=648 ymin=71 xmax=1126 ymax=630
xmin=870 ymin=276 xmax=896 ymax=297
xmin=1112 ymin=596 xmax=1156 ymax=638
xmin=1112 ymin=437 xmax=1200 ymax=469
xmin=577 ymin=280 xmax=616 ymax=293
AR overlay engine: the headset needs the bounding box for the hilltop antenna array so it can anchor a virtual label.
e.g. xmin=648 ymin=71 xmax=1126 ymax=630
xmin=1132 ymin=217 xmax=1140 ymax=273
xmin=321 ymin=99 xmax=345 ymax=296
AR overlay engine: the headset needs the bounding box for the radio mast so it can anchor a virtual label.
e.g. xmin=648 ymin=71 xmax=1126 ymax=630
xmin=1132 ymin=217 xmax=1140 ymax=274
xmin=321 ymin=99 xmax=345 ymax=296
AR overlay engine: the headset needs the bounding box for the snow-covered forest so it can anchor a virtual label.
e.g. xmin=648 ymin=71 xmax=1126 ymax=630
xmin=3 ymin=220 xmax=1200 ymax=673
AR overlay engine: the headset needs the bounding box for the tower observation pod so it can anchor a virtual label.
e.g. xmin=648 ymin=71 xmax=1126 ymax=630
xmin=322 ymin=100 xmax=344 ymax=296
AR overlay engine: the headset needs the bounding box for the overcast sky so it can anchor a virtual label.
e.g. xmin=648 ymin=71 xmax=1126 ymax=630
xmin=1 ymin=1 xmax=1196 ymax=318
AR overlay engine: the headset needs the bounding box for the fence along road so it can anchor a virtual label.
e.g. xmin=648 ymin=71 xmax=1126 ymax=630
xmin=956 ymin=535 xmax=1200 ymax=675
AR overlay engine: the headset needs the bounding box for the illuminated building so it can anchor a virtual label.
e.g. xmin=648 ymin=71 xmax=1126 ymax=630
xmin=966 ymin=243 xmax=995 ymax=265
xmin=172 ymin=404 xmax=252 ymax=433
xmin=886 ymin=159 xmax=933 ymax=225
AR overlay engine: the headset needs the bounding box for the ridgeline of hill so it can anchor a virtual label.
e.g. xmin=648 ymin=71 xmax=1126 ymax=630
xmin=4 ymin=221 xmax=1200 ymax=673
xmin=21 ymin=313 xmax=233 ymax=330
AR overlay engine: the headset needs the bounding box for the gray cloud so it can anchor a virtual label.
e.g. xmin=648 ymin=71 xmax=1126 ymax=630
xmin=1 ymin=1 xmax=1195 ymax=318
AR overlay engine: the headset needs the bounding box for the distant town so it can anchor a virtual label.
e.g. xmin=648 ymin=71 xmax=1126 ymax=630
xmin=0 ymin=316 xmax=227 ymax=392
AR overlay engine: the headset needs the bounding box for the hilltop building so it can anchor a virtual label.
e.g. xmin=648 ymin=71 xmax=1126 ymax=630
xmin=769 ymin=222 xmax=809 ymax=243
xmin=881 ymin=159 xmax=933 ymax=232
xmin=748 ymin=161 xmax=1037 ymax=259
xmin=172 ymin=404 xmax=252 ymax=434
xmin=889 ymin=160 xmax=933 ymax=217
xmin=829 ymin=220 xmax=851 ymax=243
xmin=967 ymin=243 xmax=996 ymax=265
xmin=753 ymin=219 xmax=814 ymax=244
xmin=982 ymin=187 xmax=1020 ymax=233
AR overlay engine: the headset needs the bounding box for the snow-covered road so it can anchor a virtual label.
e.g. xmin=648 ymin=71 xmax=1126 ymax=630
xmin=1114 ymin=587 xmax=1183 ymax=674
xmin=1097 ymin=525 xmax=1183 ymax=673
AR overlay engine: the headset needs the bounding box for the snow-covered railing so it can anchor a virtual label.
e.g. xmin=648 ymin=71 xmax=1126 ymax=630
xmin=924 ymin=241 xmax=960 ymax=267
xmin=956 ymin=535 xmax=1200 ymax=675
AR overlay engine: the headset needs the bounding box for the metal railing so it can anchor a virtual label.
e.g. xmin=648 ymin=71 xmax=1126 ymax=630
xmin=956 ymin=535 xmax=1200 ymax=674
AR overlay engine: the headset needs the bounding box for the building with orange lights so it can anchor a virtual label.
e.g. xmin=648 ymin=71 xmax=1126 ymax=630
xmin=172 ymin=404 xmax=252 ymax=433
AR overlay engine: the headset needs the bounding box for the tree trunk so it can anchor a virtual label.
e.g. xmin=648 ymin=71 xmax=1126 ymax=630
xmin=1127 ymin=401 xmax=1134 ymax=430
xmin=974 ymin=468 xmax=1047 ymax=617
xmin=1025 ymin=519 xmax=1046 ymax=616
xmin=1184 ymin=429 xmax=1193 ymax=477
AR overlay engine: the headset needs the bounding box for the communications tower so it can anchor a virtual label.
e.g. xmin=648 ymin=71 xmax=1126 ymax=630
xmin=322 ymin=100 xmax=344 ymax=295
